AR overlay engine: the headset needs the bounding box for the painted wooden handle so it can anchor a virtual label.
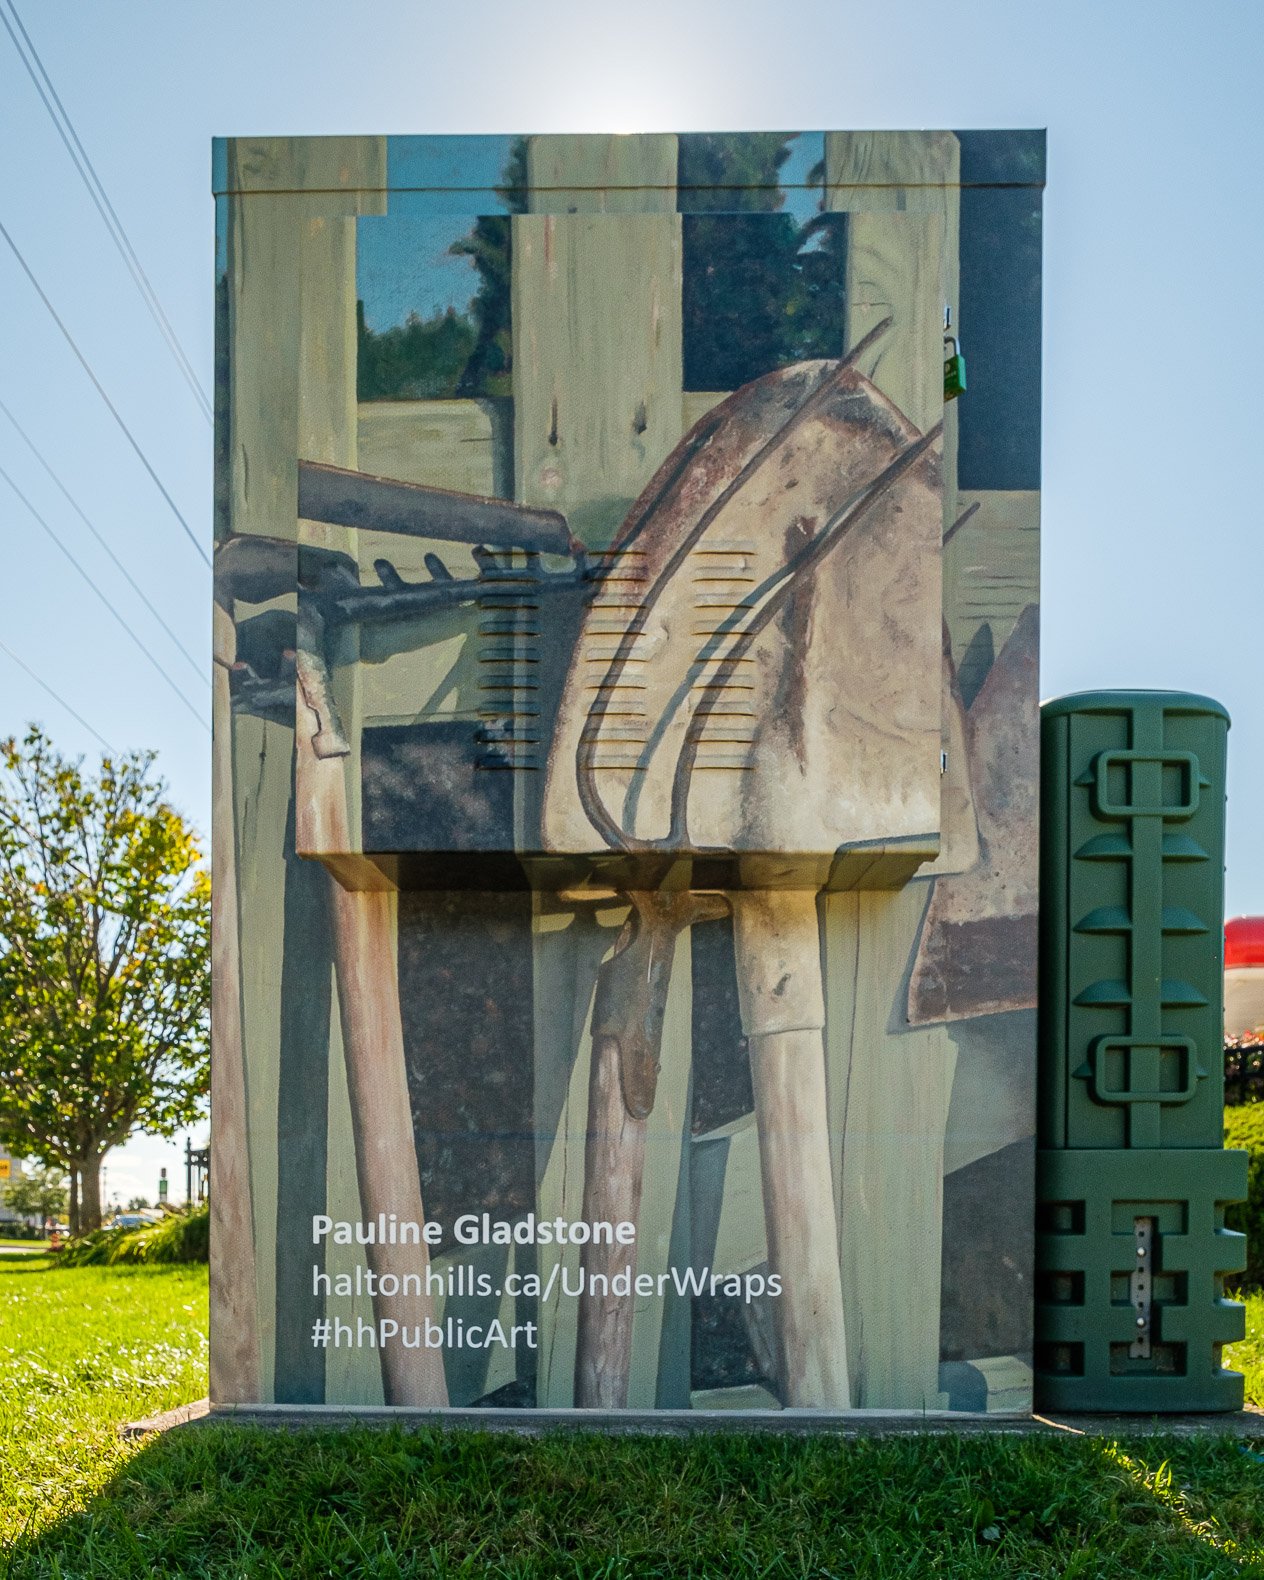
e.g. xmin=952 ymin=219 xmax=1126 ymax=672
xmin=574 ymin=1033 xmax=650 ymax=1409
xmin=573 ymin=889 xmax=714 ymax=1408
xmin=329 ymin=883 xmax=448 ymax=1407
xmin=730 ymin=887 xmax=850 ymax=1409
xmin=296 ymin=714 xmax=448 ymax=1408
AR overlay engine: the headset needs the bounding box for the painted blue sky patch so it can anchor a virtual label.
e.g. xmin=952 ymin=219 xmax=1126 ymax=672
xmin=387 ymin=134 xmax=516 ymax=195
xmin=780 ymin=132 xmax=826 ymax=222
xmin=356 ymin=137 xmax=518 ymax=329
xmin=357 ymin=214 xmax=481 ymax=331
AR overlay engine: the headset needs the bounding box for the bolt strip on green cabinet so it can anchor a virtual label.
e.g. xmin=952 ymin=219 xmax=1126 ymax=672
xmin=1036 ymin=691 xmax=1247 ymax=1412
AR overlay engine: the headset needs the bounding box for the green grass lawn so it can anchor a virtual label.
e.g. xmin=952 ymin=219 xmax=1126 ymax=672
xmin=1233 ymin=1290 xmax=1264 ymax=1407
xmin=0 ymin=1250 xmax=208 ymax=1558
xmin=2 ymin=1252 xmax=1263 ymax=1578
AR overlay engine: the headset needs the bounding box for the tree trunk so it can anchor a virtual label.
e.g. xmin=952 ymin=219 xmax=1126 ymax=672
xmin=68 ymin=1168 xmax=80 ymax=1237
xmin=78 ymin=1156 xmax=103 ymax=1231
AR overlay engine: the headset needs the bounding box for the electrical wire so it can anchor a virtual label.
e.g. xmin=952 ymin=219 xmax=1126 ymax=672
xmin=0 ymin=459 xmax=209 ymax=731
xmin=0 ymin=218 xmax=211 ymax=569
xmin=0 ymin=635 xmax=113 ymax=751
xmin=0 ymin=0 xmax=213 ymax=424
xmin=0 ymin=396 xmax=207 ymax=686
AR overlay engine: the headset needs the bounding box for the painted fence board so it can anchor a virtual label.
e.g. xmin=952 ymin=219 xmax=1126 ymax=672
xmin=217 ymin=137 xmax=386 ymax=1403
xmin=357 ymin=400 xmax=504 ymax=498
xmin=531 ymin=900 xmax=617 ymax=1405
xmin=526 ymin=135 xmax=678 ymax=215
xmin=944 ymin=489 xmax=1041 ymax=702
xmin=294 ymin=201 xmax=380 ymax=1406
xmin=514 ymin=135 xmax=683 ymax=548
xmin=816 ymin=133 xmax=960 ymax=1410
xmin=322 ymin=966 xmax=384 ymax=1405
xmin=691 ymin=1115 xmax=768 ymax=1276
xmin=825 ymin=884 xmax=956 ymax=1409
xmin=520 ymin=136 xmax=697 ymax=1409
xmin=825 ymin=131 xmax=959 ymax=516
xmin=209 ymin=600 xmax=259 ymax=1403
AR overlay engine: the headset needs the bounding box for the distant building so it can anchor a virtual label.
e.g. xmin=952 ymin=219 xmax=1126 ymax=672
xmin=0 ymin=1147 xmax=25 ymax=1225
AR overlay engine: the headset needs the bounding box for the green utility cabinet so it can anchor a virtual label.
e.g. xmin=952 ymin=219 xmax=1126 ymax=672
xmin=1036 ymin=691 xmax=1248 ymax=1412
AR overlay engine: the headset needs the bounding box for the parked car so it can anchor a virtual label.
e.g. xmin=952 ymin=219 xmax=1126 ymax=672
xmin=105 ymin=1210 xmax=164 ymax=1230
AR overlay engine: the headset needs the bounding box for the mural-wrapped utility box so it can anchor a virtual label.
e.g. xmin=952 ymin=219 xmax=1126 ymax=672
xmin=211 ymin=131 xmax=1045 ymax=1416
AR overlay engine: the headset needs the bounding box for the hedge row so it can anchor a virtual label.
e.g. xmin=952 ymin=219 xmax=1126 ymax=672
xmin=59 ymin=1203 xmax=209 ymax=1267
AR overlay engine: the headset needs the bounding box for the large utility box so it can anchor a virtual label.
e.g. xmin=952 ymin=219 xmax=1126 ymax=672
xmin=211 ymin=130 xmax=1045 ymax=1417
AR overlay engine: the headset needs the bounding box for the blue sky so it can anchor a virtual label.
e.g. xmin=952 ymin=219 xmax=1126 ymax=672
xmin=1 ymin=0 xmax=1261 ymax=1200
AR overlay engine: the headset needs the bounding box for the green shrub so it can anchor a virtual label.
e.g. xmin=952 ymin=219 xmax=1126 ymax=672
xmin=59 ymin=1204 xmax=209 ymax=1268
xmin=58 ymin=1225 xmax=127 ymax=1266
xmin=1226 ymin=1103 xmax=1264 ymax=1292
xmin=108 ymin=1204 xmax=208 ymax=1265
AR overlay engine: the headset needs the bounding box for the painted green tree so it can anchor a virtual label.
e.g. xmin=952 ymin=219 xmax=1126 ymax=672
xmin=356 ymin=139 xmax=527 ymax=403
xmin=451 ymin=136 xmax=527 ymax=399
xmin=0 ymin=729 xmax=209 ymax=1233
xmin=356 ymin=303 xmax=477 ymax=401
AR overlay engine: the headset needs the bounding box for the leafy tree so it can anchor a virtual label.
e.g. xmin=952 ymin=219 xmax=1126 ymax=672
xmin=1 ymin=1163 xmax=67 ymax=1225
xmin=0 ymin=728 xmax=209 ymax=1233
xmin=126 ymin=1196 xmax=152 ymax=1211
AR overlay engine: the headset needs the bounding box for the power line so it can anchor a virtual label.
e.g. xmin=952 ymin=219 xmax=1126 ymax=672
xmin=0 ymin=459 xmax=209 ymax=731
xmin=0 ymin=0 xmax=213 ymax=424
xmin=0 ymin=636 xmax=113 ymax=751
xmin=1 ymin=1 xmax=212 ymax=425
xmin=0 ymin=396 xmax=208 ymax=687
xmin=0 ymin=218 xmax=211 ymax=569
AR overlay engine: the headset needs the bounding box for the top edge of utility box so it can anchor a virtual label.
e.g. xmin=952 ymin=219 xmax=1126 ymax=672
xmin=212 ymin=130 xmax=1047 ymax=197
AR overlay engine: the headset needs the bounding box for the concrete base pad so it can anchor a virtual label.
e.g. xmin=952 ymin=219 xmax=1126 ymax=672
xmin=121 ymin=1399 xmax=1264 ymax=1442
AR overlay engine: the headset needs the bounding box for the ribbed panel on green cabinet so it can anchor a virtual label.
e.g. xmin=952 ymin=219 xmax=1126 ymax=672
xmin=1040 ymin=691 xmax=1229 ymax=1151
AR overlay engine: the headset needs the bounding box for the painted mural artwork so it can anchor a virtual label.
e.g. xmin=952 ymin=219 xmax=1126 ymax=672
xmin=212 ymin=131 xmax=1045 ymax=1414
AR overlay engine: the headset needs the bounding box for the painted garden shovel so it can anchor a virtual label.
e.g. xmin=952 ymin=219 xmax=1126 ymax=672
xmin=543 ymin=337 xmax=944 ymax=1408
